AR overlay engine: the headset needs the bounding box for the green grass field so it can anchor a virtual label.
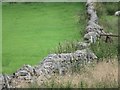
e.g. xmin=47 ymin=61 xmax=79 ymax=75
xmin=2 ymin=3 xmax=86 ymax=74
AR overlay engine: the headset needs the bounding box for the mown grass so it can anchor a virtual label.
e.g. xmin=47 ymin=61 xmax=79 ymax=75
xmin=2 ymin=2 xmax=86 ymax=74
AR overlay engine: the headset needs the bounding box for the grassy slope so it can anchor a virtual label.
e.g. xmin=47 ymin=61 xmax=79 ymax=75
xmin=2 ymin=3 xmax=85 ymax=74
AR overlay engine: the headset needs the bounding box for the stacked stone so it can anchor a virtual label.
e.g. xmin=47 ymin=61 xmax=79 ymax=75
xmin=0 ymin=0 xmax=106 ymax=88
xmin=0 ymin=49 xmax=97 ymax=88
xmin=0 ymin=74 xmax=12 ymax=89
xmin=84 ymin=0 xmax=106 ymax=44
xmin=0 ymin=74 xmax=4 ymax=89
xmin=35 ymin=49 xmax=97 ymax=75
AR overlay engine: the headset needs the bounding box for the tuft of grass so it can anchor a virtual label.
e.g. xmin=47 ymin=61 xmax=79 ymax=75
xmin=53 ymin=40 xmax=78 ymax=54
xmin=90 ymin=39 xmax=118 ymax=61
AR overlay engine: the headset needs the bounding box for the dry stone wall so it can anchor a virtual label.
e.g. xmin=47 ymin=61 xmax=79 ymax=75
xmin=0 ymin=0 xmax=109 ymax=89
xmin=84 ymin=1 xmax=106 ymax=43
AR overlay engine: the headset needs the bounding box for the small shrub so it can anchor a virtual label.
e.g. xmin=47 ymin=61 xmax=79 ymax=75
xmin=103 ymin=2 xmax=118 ymax=15
xmin=95 ymin=2 xmax=118 ymax=16
xmin=95 ymin=3 xmax=107 ymax=17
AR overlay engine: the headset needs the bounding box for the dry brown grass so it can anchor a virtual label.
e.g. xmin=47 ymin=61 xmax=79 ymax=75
xmin=44 ymin=58 xmax=118 ymax=88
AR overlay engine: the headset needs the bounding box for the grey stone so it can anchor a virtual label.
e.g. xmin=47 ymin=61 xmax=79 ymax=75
xmin=15 ymin=70 xmax=29 ymax=77
xmin=0 ymin=74 xmax=4 ymax=90
xmin=84 ymin=32 xmax=98 ymax=43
